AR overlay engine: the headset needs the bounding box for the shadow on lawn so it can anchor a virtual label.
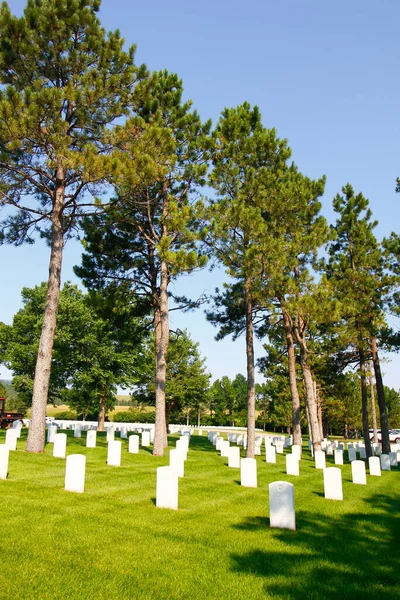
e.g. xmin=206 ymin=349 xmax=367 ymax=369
xmin=230 ymin=493 xmax=400 ymax=599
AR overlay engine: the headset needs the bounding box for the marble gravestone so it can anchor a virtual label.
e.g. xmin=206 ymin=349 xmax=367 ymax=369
xmin=324 ymin=467 xmax=343 ymax=500
xmin=368 ymin=456 xmax=381 ymax=476
xmin=0 ymin=444 xmax=9 ymax=480
xmin=314 ymin=450 xmax=326 ymax=470
xmin=53 ymin=433 xmax=67 ymax=459
xmin=74 ymin=424 xmax=82 ymax=438
xmin=380 ymin=454 xmax=391 ymax=471
xmin=266 ymin=446 xmax=276 ymax=464
xmin=86 ymin=430 xmax=97 ymax=448
xmin=128 ymin=434 xmax=139 ymax=454
xmin=351 ymin=460 xmax=367 ymax=484
xmin=240 ymin=457 xmax=257 ymax=488
xmin=286 ymin=454 xmax=299 ymax=476
xmin=64 ymin=454 xmax=86 ymax=493
xmin=106 ymin=427 xmax=115 ymax=443
xmin=228 ymin=446 xmax=240 ymax=468
xmin=142 ymin=431 xmax=151 ymax=447
xmin=156 ymin=466 xmax=178 ymax=510
xmin=107 ymin=440 xmax=122 ymax=466
xmin=5 ymin=429 xmax=17 ymax=451
xmin=334 ymin=449 xmax=344 ymax=465
xmin=291 ymin=445 xmax=301 ymax=460
xmin=269 ymin=481 xmax=295 ymax=530
xmin=169 ymin=448 xmax=184 ymax=478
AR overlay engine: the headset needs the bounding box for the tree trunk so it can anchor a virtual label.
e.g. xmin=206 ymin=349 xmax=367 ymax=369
xmin=370 ymin=337 xmax=390 ymax=454
xmin=98 ymin=395 xmax=106 ymax=432
xmin=197 ymin=410 xmax=200 ymax=428
xmin=282 ymin=309 xmax=302 ymax=447
xmin=297 ymin=339 xmax=321 ymax=452
xmin=245 ymin=278 xmax=255 ymax=458
xmin=153 ymin=259 xmax=169 ymax=456
xmin=369 ymin=360 xmax=378 ymax=445
xmin=359 ymin=348 xmax=373 ymax=458
xmin=315 ymin=380 xmax=324 ymax=439
xmin=26 ymin=164 xmax=65 ymax=453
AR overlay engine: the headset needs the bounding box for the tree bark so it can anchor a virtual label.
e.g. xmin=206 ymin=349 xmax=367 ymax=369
xmin=245 ymin=278 xmax=255 ymax=458
xmin=282 ymin=309 xmax=302 ymax=447
xmin=26 ymin=163 xmax=65 ymax=453
xmin=368 ymin=360 xmax=378 ymax=445
xmin=315 ymin=380 xmax=324 ymax=439
xmin=153 ymin=259 xmax=169 ymax=456
xmin=370 ymin=337 xmax=390 ymax=454
xmin=97 ymin=394 xmax=106 ymax=432
xmin=359 ymin=348 xmax=373 ymax=458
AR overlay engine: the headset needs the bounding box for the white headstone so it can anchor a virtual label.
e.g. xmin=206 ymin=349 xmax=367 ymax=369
xmin=64 ymin=454 xmax=86 ymax=493
xmin=240 ymin=457 xmax=257 ymax=488
xmin=389 ymin=452 xmax=398 ymax=467
xmin=292 ymin=445 xmax=301 ymax=460
xmin=5 ymin=429 xmax=17 ymax=451
xmin=169 ymin=448 xmax=184 ymax=478
xmin=107 ymin=440 xmax=122 ymax=466
xmin=198 ymin=429 xmax=203 ymax=436
xmin=351 ymin=460 xmax=367 ymax=484
xmin=266 ymin=446 xmax=276 ymax=464
xmin=120 ymin=427 xmax=127 ymax=439
xmin=228 ymin=446 xmax=240 ymax=468
xmin=326 ymin=444 xmax=334 ymax=456
xmin=128 ymin=434 xmax=139 ymax=454
xmin=359 ymin=447 xmax=366 ymax=459
xmin=269 ymin=481 xmax=296 ymax=530
xmin=315 ymin=450 xmax=326 ymax=469
xmin=156 ymin=466 xmax=178 ymax=510
xmin=324 ymin=467 xmax=343 ymax=500
xmin=0 ymin=444 xmax=9 ymax=480
xmin=216 ymin=437 xmax=224 ymax=451
xmin=275 ymin=442 xmax=284 ymax=454
xmin=348 ymin=448 xmax=356 ymax=462
xmin=47 ymin=424 xmax=58 ymax=443
xmin=176 ymin=439 xmax=188 ymax=460
xmin=86 ymin=430 xmax=97 ymax=448
xmin=286 ymin=454 xmax=299 ymax=476
xmin=53 ymin=433 xmax=67 ymax=459
xmin=13 ymin=421 xmax=22 ymax=438
xmin=368 ymin=456 xmax=381 ymax=476
xmin=334 ymin=449 xmax=343 ymax=465
xmin=220 ymin=440 xmax=230 ymax=457
xmin=106 ymin=427 xmax=115 ymax=443
xmin=74 ymin=424 xmax=82 ymax=438
xmin=142 ymin=431 xmax=151 ymax=447
xmin=380 ymin=454 xmax=391 ymax=471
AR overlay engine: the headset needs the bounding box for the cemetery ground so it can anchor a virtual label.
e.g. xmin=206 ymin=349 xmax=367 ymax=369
xmin=0 ymin=431 xmax=399 ymax=600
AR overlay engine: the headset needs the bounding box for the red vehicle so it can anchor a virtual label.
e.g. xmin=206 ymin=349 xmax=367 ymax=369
xmin=0 ymin=397 xmax=24 ymax=429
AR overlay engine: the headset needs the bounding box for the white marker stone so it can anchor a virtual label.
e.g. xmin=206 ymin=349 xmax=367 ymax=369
xmin=389 ymin=452 xmax=398 ymax=467
xmin=198 ymin=429 xmax=203 ymax=436
xmin=216 ymin=437 xmax=224 ymax=451
xmin=176 ymin=439 xmax=188 ymax=460
xmin=275 ymin=442 xmax=284 ymax=454
xmin=351 ymin=460 xmax=367 ymax=484
xmin=107 ymin=440 xmax=122 ymax=466
xmin=266 ymin=446 xmax=276 ymax=464
xmin=47 ymin=424 xmax=57 ymax=443
xmin=64 ymin=454 xmax=86 ymax=493
xmin=106 ymin=427 xmax=115 ymax=443
xmin=348 ymin=448 xmax=356 ymax=462
xmin=156 ymin=466 xmax=178 ymax=510
xmin=142 ymin=431 xmax=151 ymax=447
xmin=286 ymin=454 xmax=299 ymax=476
xmin=334 ymin=449 xmax=344 ymax=465
xmin=228 ymin=446 xmax=240 ymax=468
xmin=269 ymin=481 xmax=296 ymax=530
xmin=5 ymin=429 xmax=17 ymax=451
xmin=13 ymin=421 xmax=22 ymax=438
xmin=86 ymin=430 xmax=97 ymax=448
xmin=0 ymin=444 xmax=9 ymax=480
xmin=324 ymin=467 xmax=343 ymax=500
xmin=53 ymin=433 xmax=67 ymax=459
xmin=169 ymin=448 xmax=184 ymax=478
xmin=220 ymin=440 xmax=230 ymax=457
xmin=128 ymin=434 xmax=139 ymax=454
xmin=359 ymin=447 xmax=366 ymax=459
xmin=292 ymin=445 xmax=301 ymax=460
xmin=369 ymin=456 xmax=381 ymax=476
xmin=380 ymin=454 xmax=391 ymax=471
xmin=314 ymin=450 xmax=326 ymax=469
xmin=240 ymin=457 xmax=257 ymax=488
xmin=74 ymin=424 xmax=82 ymax=438
xmin=120 ymin=427 xmax=127 ymax=439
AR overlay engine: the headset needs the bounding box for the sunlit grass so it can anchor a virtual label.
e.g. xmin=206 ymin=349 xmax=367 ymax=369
xmin=0 ymin=429 xmax=399 ymax=600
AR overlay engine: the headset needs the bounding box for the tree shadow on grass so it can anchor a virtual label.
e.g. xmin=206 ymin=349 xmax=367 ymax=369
xmin=230 ymin=493 xmax=400 ymax=599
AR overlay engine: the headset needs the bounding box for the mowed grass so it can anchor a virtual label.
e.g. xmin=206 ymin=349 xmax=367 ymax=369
xmin=0 ymin=431 xmax=399 ymax=600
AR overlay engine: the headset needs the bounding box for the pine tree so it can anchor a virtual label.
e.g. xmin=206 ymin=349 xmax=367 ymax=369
xmin=0 ymin=0 xmax=154 ymax=452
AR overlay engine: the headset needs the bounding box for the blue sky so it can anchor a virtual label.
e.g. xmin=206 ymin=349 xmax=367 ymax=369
xmin=1 ymin=0 xmax=399 ymax=388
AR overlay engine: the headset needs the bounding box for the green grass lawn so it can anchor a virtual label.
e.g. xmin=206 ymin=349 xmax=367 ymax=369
xmin=0 ymin=430 xmax=399 ymax=600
